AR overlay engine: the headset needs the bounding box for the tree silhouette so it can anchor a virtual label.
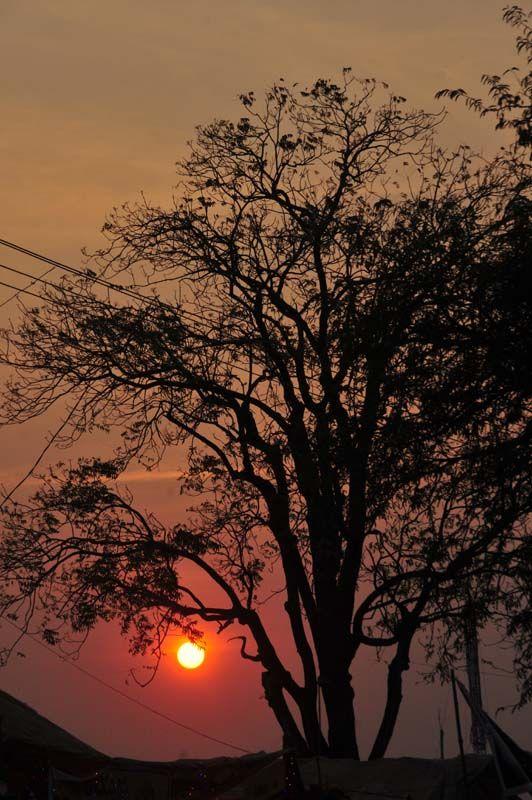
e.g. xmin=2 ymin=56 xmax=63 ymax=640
xmin=436 ymin=5 xmax=531 ymax=149
xmin=1 ymin=64 xmax=530 ymax=758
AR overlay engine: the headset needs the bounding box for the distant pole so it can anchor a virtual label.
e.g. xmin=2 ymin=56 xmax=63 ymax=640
xmin=463 ymin=605 xmax=487 ymax=754
xmin=451 ymin=671 xmax=469 ymax=800
xmin=438 ymin=710 xmax=445 ymax=760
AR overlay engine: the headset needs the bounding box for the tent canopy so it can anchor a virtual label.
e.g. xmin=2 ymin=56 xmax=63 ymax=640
xmin=0 ymin=688 xmax=103 ymax=759
xmin=220 ymin=754 xmax=501 ymax=799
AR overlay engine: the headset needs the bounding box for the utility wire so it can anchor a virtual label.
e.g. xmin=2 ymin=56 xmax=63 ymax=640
xmin=0 ymin=263 xmax=88 ymax=303
xmin=0 ymin=259 xmax=269 ymax=382
xmin=0 ymin=398 xmax=84 ymax=510
xmin=0 ymin=238 xmax=215 ymax=330
xmin=0 ymin=234 xmax=262 ymax=359
xmin=1 ymin=616 xmax=252 ymax=755
xmin=0 ymin=261 xmax=211 ymax=333
xmin=0 ymin=266 xmax=56 ymax=309
xmin=0 ymin=278 xmax=48 ymax=305
xmin=0 ymin=262 xmax=205 ymax=321
xmin=0 ymin=238 xmax=160 ymax=307
xmin=0 ymin=237 xmax=320 ymax=391
xmin=0 ymin=256 xmax=269 ymax=504
xmin=0 ymin=240 xmax=292 ymax=384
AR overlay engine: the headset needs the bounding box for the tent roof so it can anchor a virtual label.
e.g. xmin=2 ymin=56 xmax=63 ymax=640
xmin=0 ymin=688 xmax=103 ymax=759
xmin=220 ymin=754 xmax=499 ymax=799
xmin=300 ymin=755 xmax=495 ymax=799
xmin=109 ymin=751 xmax=275 ymax=775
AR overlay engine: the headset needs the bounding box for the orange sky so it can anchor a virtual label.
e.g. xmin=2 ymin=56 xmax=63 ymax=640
xmin=1 ymin=0 xmax=529 ymax=761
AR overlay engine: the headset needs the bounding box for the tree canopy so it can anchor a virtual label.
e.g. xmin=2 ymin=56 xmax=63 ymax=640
xmin=1 ymin=23 xmax=531 ymax=759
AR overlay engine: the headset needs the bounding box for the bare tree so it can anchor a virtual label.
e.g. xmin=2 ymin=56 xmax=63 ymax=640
xmin=0 ymin=69 xmax=530 ymax=759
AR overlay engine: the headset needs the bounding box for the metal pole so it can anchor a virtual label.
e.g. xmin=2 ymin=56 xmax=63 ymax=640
xmin=451 ymin=671 xmax=469 ymax=800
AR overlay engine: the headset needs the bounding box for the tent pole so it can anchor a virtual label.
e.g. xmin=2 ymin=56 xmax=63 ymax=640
xmin=463 ymin=603 xmax=486 ymax=753
xmin=451 ymin=671 xmax=469 ymax=800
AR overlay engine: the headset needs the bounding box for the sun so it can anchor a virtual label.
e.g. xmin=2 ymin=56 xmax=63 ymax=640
xmin=177 ymin=641 xmax=206 ymax=670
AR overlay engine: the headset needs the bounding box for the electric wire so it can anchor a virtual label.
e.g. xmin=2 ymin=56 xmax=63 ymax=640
xmin=0 ymin=261 xmax=218 ymax=325
xmin=0 ymin=237 xmax=217 ymax=331
xmin=0 ymin=233 xmax=272 ymax=357
xmin=0 ymin=237 xmax=163 ymax=307
xmin=0 ymin=257 xmax=266 ymax=502
xmin=0 ymin=263 xmax=89 ymax=303
xmin=0 ymin=266 xmax=56 ymax=309
xmin=1 ymin=616 xmax=253 ymax=755
xmin=0 ymin=278 xmax=48 ymax=305
xmin=0 ymin=255 xmax=272 ymax=383
xmin=0 ymin=239 xmax=299 ymax=386
xmin=0 ymin=399 xmax=84 ymax=511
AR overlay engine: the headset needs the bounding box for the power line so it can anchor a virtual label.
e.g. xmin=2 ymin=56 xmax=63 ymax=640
xmin=0 ymin=240 xmax=290 ymax=384
xmin=0 ymin=261 xmax=206 ymax=328
xmin=0 ymin=278 xmax=48 ymax=305
xmin=0 ymin=263 xmax=88 ymax=303
xmin=0 ymin=277 xmax=91 ymax=313
xmin=0 ymin=264 xmax=263 ymax=384
xmin=0 ymin=262 xmax=207 ymax=324
xmin=0 ymin=256 xmax=271 ymax=507
xmin=1 ymin=616 xmax=252 ymax=755
xmin=0 ymin=266 xmax=55 ymax=309
xmin=0 ymin=238 xmax=215 ymax=331
xmin=0 ymin=238 xmax=261 ymax=370
xmin=0 ymin=239 xmax=290 ymax=505
xmin=0 ymin=257 xmax=269 ymax=383
xmin=0 ymin=398 xmax=84 ymax=510
xmin=0 ymin=237 xmax=158 ymax=308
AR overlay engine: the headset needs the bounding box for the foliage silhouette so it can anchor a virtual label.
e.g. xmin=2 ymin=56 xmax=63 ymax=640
xmin=1 ymin=18 xmax=530 ymax=758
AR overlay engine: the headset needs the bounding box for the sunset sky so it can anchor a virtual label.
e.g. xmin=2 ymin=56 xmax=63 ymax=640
xmin=1 ymin=0 xmax=529 ymax=761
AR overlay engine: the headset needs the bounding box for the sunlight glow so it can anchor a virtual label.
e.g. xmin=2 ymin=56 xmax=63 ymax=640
xmin=177 ymin=641 xmax=206 ymax=670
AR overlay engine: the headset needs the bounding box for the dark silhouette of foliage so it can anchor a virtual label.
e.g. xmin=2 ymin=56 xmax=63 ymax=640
xmin=436 ymin=5 xmax=531 ymax=148
xmin=0 ymin=65 xmax=530 ymax=759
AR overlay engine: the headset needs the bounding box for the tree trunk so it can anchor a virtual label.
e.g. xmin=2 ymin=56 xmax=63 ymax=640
xmin=298 ymin=690 xmax=329 ymax=756
xmin=261 ymin=671 xmax=309 ymax=755
xmin=320 ymin=666 xmax=359 ymax=758
xmin=369 ymin=640 xmax=410 ymax=760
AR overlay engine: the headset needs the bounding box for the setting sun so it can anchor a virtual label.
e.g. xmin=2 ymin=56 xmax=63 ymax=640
xmin=177 ymin=641 xmax=205 ymax=670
